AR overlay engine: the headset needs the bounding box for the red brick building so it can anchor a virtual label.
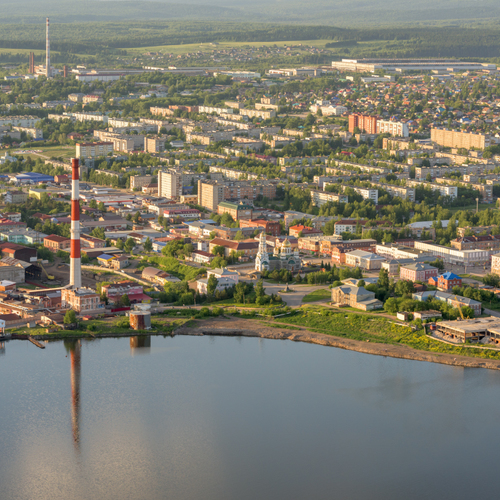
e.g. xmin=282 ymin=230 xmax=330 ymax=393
xmin=437 ymin=272 xmax=462 ymax=291
xmin=239 ymin=219 xmax=281 ymax=236
xmin=44 ymin=234 xmax=71 ymax=253
xmin=289 ymin=225 xmax=323 ymax=238
xmin=399 ymin=262 xmax=438 ymax=282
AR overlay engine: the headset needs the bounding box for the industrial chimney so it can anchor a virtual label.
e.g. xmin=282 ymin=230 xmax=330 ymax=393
xmin=46 ymin=17 xmax=50 ymax=78
xmin=29 ymin=52 xmax=34 ymax=74
xmin=70 ymin=158 xmax=82 ymax=289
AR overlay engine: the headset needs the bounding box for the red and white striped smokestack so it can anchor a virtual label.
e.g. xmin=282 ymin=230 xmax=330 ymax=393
xmin=70 ymin=158 xmax=82 ymax=289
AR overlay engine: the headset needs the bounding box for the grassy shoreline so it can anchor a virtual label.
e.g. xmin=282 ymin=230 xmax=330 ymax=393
xmin=11 ymin=306 xmax=500 ymax=366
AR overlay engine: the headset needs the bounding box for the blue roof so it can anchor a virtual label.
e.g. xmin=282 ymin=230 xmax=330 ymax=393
xmin=440 ymin=272 xmax=461 ymax=280
xmin=97 ymin=254 xmax=115 ymax=261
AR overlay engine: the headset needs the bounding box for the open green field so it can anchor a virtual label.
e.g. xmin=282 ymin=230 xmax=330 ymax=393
xmin=8 ymin=145 xmax=76 ymax=160
xmin=274 ymin=306 xmax=500 ymax=360
xmin=302 ymin=288 xmax=332 ymax=303
xmin=123 ymin=39 xmax=336 ymax=56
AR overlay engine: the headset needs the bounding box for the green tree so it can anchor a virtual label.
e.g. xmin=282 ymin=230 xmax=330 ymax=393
xmin=207 ymin=274 xmax=218 ymax=295
xmin=234 ymin=230 xmax=244 ymax=241
xmin=378 ymin=268 xmax=390 ymax=289
xmin=144 ymin=237 xmax=153 ymax=252
xmin=119 ymin=294 xmax=131 ymax=306
xmin=98 ymin=202 xmax=106 ymax=212
xmin=64 ymin=309 xmax=77 ymax=324
xmin=124 ymin=237 xmax=135 ymax=253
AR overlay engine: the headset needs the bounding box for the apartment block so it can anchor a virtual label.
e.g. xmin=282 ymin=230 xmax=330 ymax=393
xmin=335 ymin=184 xmax=378 ymax=204
xmin=348 ymin=114 xmax=378 ymax=134
xmin=310 ymin=190 xmax=348 ymax=207
xmin=217 ymin=201 xmax=253 ymax=220
xmin=76 ymin=142 xmax=113 ymax=159
xmin=377 ymin=120 xmax=409 ymax=138
xmin=158 ymin=170 xmax=183 ymax=200
xmin=145 ymin=136 xmax=165 ymax=153
xmin=198 ymin=106 xmax=233 ymax=116
xmin=407 ymin=180 xmax=458 ymax=199
xmin=198 ymin=180 xmax=225 ymax=211
xmin=431 ymin=128 xmax=491 ymax=150
xmin=130 ymin=175 xmax=153 ymax=191
xmin=240 ymin=108 xmax=276 ymax=120
xmin=372 ymin=183 xmax=415 ymax=202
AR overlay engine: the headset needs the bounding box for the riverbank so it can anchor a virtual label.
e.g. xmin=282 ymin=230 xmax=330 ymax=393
xmin=174 ymin=316 xmax=500 ymax=371
xmin=17 ymin=313 xmax=500 ymax=371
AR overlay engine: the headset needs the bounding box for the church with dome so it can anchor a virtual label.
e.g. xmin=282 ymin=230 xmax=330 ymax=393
xmin=255 ymin=232 xmax=302 ymax=273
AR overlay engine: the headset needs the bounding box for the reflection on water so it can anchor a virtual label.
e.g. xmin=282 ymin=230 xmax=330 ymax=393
xmin=2 ymin=336 xmax=500 ymax=500
xmin=130 ymin=336 xmax=151 ymax=355
xmin=65 ymin=340 xmax=81 ymax=452
xmin=0 ymin=341 xmax=5 ymax=356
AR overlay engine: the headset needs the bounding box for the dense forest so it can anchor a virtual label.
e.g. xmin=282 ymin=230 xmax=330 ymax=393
xmin=1 ymin=0 xmax=500 ymax=26
xmin=0 ymin=21 xmax=499 ymax=62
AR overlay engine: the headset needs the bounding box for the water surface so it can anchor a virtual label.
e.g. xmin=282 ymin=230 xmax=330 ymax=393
xmin=0 ymin=336 xmax=499 ymax=500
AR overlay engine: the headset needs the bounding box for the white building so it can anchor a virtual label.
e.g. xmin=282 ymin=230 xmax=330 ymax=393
xmin=310 ymin=190 xmax=349 ymax=207
xmin=377 ymin=120 xmax=409 ymax=137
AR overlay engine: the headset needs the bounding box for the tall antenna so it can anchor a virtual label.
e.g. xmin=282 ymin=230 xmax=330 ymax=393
xmin=46 ymin=17 xmax=50 ymax=78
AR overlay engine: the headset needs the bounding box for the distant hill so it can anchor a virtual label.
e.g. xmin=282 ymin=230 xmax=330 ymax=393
xmin=1 ymin=0 xmax=500 ymax=25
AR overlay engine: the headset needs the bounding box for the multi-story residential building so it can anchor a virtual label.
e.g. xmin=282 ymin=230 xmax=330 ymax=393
xmin=431 ymin=128 xmax=491 ymax=150
xmin=407 ymin=180 xmax=458 ymax=199
xmin=310 ymin=190 xmax=348 ymax=207
xmin=377 ymin=120 xmax=409 ymax=137
xmin=451 ymin=235 xmax=500 ymax=251
xmin=198 ymin=180 xmax=276 ymax=211
xmin=399 ymin=262 xmax=438 ymax=282
xmin=289 ymin=225 xmax=323 ymax=238
xmin=163 ymin=208 xmax=201 ymax=220
xmin=13 ymin=126 xmax=43 ymax=139
xmin=238 ymin=219 xmax=281 ymax=236
xmin=158 ymin=170 xmax=183 ymax=200
xmin=198 ymin=180 xmax=225 ymax=211
xmin=4 ymin=191 xmax=28 ymax=204
xmin=144 ymin=137 xmax=165 ymax=153
xmin=0 ymin=116 xmax=39 ymax=127
xmin=334 ymin=219 xmax=367 ymax=235
xmin=76 ymin=142 xmax=113 ymax=159
xmin=217 ymin=201 xmax=253 ymax=220
xmin=339 ymin=185 xmax=378 ymax=204
xmin=372 ymin=183 xmax=415 ymax=202
xmin=491 ymin=253 xmax=500 ymax=275
xmin=62 ymin=288 xmax=103 ymax=314
xmin=240 ymin=108 xmax=276 ymax=120
xmin=348 ymin=114 xmax=378 ymax=134
xmin=198 ymin=106 xmax=233 ymax=116
xmin=130 ymin=175 xmax=153 ymax=191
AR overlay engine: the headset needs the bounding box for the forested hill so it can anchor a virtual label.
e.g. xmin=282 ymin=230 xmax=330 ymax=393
xmin=2 ymin=0 xmax=500 ymax=25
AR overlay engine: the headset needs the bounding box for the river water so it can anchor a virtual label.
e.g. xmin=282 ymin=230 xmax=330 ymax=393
xmin=1 ymin=335 xmax=499 ymax=500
